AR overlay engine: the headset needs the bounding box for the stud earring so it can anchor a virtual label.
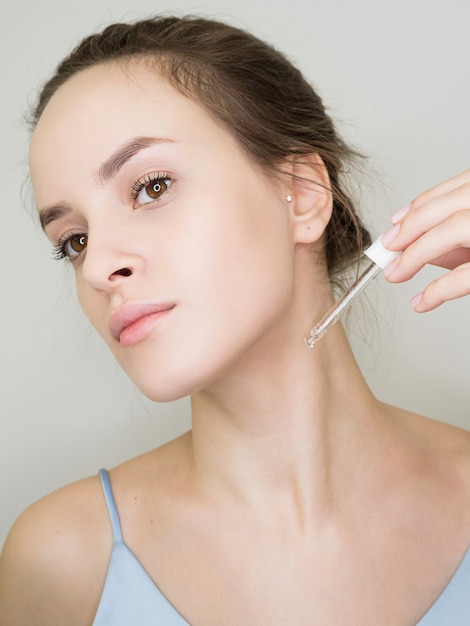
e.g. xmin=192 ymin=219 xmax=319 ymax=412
xmin=286 ymin=195 xmax=293 ymax=203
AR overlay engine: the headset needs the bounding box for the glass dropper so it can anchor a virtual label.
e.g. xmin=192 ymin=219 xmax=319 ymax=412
xmin=305 ymin=234 xmax=401 ymax=348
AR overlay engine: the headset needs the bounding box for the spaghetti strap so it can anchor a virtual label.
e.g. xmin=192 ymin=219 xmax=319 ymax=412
xmin=99 ymin=468 xmax=123 ymax=542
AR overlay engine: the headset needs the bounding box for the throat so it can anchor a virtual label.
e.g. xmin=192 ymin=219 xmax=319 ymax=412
xmin=188 ymin=342 xmax=378 ymax=526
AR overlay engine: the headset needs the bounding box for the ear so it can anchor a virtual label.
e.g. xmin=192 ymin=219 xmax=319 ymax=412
xmin=285 ymin=154 xmax=333 ymax=244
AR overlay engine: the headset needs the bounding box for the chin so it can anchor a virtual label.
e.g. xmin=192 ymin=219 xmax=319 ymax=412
xmin=125 ymin=372 xmax=192 ymax=403
xmin=123 ymin=360 xmax=212 ymax=403
xmin=111 ymin=321 xmax=270 ymax=402
xmin=139 ymin=384 xmax=192 ymax=404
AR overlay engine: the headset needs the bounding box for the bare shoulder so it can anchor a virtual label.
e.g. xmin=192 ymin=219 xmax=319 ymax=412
xmin=0 ymin=474 xmax=111 ymax=626
xmin=436 ymin=418 xmax=470 ymax=495
xmin=111 ymin=431 xmax=193 ymax=494
xmin=0 ymin=437 xmax=191 ymax=626
xmin=386 ymin=403 xmax=470 ymax=501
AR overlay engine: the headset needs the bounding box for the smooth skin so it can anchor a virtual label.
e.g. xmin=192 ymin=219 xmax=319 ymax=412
xmin=1 ymin=61 xmax=470 ymax=626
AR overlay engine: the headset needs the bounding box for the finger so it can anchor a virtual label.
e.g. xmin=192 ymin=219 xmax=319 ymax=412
xmin=410 ymin=261 xmax=470 ymax=312
xmin=410 ymin=168 xmax=470 ymax=213
xmin=384 ymin=182 xmax=470 ymax=252
xmin=391 ymin=169 xmax=470 ymax=224
xmin=430 ymin=247 xmax=470 ymax=271
xmin=385 ymin=209 xmax=470 ymax=282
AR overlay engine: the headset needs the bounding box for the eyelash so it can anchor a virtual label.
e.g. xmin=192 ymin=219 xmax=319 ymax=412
xmin=53 ymin=233 xmax=88 ymax=262
xmin=130 ymin=171 xmax=173 ymax=204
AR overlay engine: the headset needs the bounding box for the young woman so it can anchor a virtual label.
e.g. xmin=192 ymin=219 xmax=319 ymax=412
xmin=0 ymin=15 xmax=469 ymax=626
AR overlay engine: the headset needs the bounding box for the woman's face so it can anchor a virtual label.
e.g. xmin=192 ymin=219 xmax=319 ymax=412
xmin=30 ymin=62 xmax=300 ymax=401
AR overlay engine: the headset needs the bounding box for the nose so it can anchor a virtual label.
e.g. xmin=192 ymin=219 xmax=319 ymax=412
xmin=80 ymin=230 xmax=144 ymax=292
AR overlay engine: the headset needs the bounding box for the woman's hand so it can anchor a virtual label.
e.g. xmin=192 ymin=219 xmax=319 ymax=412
xmin=381 ymin=169 xmax=470 ymax=312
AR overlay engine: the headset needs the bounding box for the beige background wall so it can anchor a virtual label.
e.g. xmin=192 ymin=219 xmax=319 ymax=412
xmin=1 ymin=0 xmax=468 ymax=546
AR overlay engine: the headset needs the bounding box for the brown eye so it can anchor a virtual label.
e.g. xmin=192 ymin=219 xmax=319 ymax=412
xmin=133 ymin=175 xmax=172 ymax=206
xmin=65 ymin=234 xmax=88 ymax=258
xmin=146 ymin=179 xmax=168 ymax=199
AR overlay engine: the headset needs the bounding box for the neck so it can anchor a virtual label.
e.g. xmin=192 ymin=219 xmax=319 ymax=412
xmin=188 ymin=322 xmax=381 ymax=530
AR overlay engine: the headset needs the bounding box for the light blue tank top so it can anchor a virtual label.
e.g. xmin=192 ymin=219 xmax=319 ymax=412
xmin=93 ymin=469 xmax=470 ymax=625
xmin=93 ymin=469 xmax=190 ymax=625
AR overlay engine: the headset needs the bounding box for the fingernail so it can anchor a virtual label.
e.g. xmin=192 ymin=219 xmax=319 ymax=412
xmin=382 ymin=224 xmax=400 ymax=247
xmin=391 ymin=203 xmax=410 ymax=224
xmin=383 ymin=257 xmax=399 ymax=277
xmin=410 ymin=292 xmax=423 ymax=309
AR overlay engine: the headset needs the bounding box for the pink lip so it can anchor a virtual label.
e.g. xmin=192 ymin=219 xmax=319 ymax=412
xmin=109 ymin=302 xmax=175 ymax=347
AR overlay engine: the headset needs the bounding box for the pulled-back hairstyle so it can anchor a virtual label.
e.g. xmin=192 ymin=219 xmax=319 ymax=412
xmin=31 ymin=14 xmax=371 ymax=283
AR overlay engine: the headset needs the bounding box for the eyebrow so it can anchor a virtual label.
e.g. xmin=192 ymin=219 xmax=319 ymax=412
xmin=96 ymin=136 xmax=175 ymax=184
xmin=39 ymin=205 xmax=72 ymax=231
xmin=39 ymin=136 xmax=175 ymax=232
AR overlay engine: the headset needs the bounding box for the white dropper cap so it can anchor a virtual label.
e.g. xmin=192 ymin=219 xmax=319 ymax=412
xmin=364 ymin=234 xmax=401 ymax=269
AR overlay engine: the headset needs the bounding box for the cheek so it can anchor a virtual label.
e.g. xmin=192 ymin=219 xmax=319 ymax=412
xmin=180 ymin=196 xmax=296 ymax=340
xmin=212 ymin=200 xmax=293 ymax=299
xmin=75 ymin=278 xmax=108 ymax=337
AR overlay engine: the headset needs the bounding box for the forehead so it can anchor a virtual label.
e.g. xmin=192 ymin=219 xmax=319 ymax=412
xmin=32 ymin=61 xmax=196 ymax=143
xmin=29 ymin=61 xmax=230 ymax=173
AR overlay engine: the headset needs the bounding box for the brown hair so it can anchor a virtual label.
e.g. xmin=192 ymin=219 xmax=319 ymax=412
xmin=31 ymin=14 xmax=371 ymax=282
